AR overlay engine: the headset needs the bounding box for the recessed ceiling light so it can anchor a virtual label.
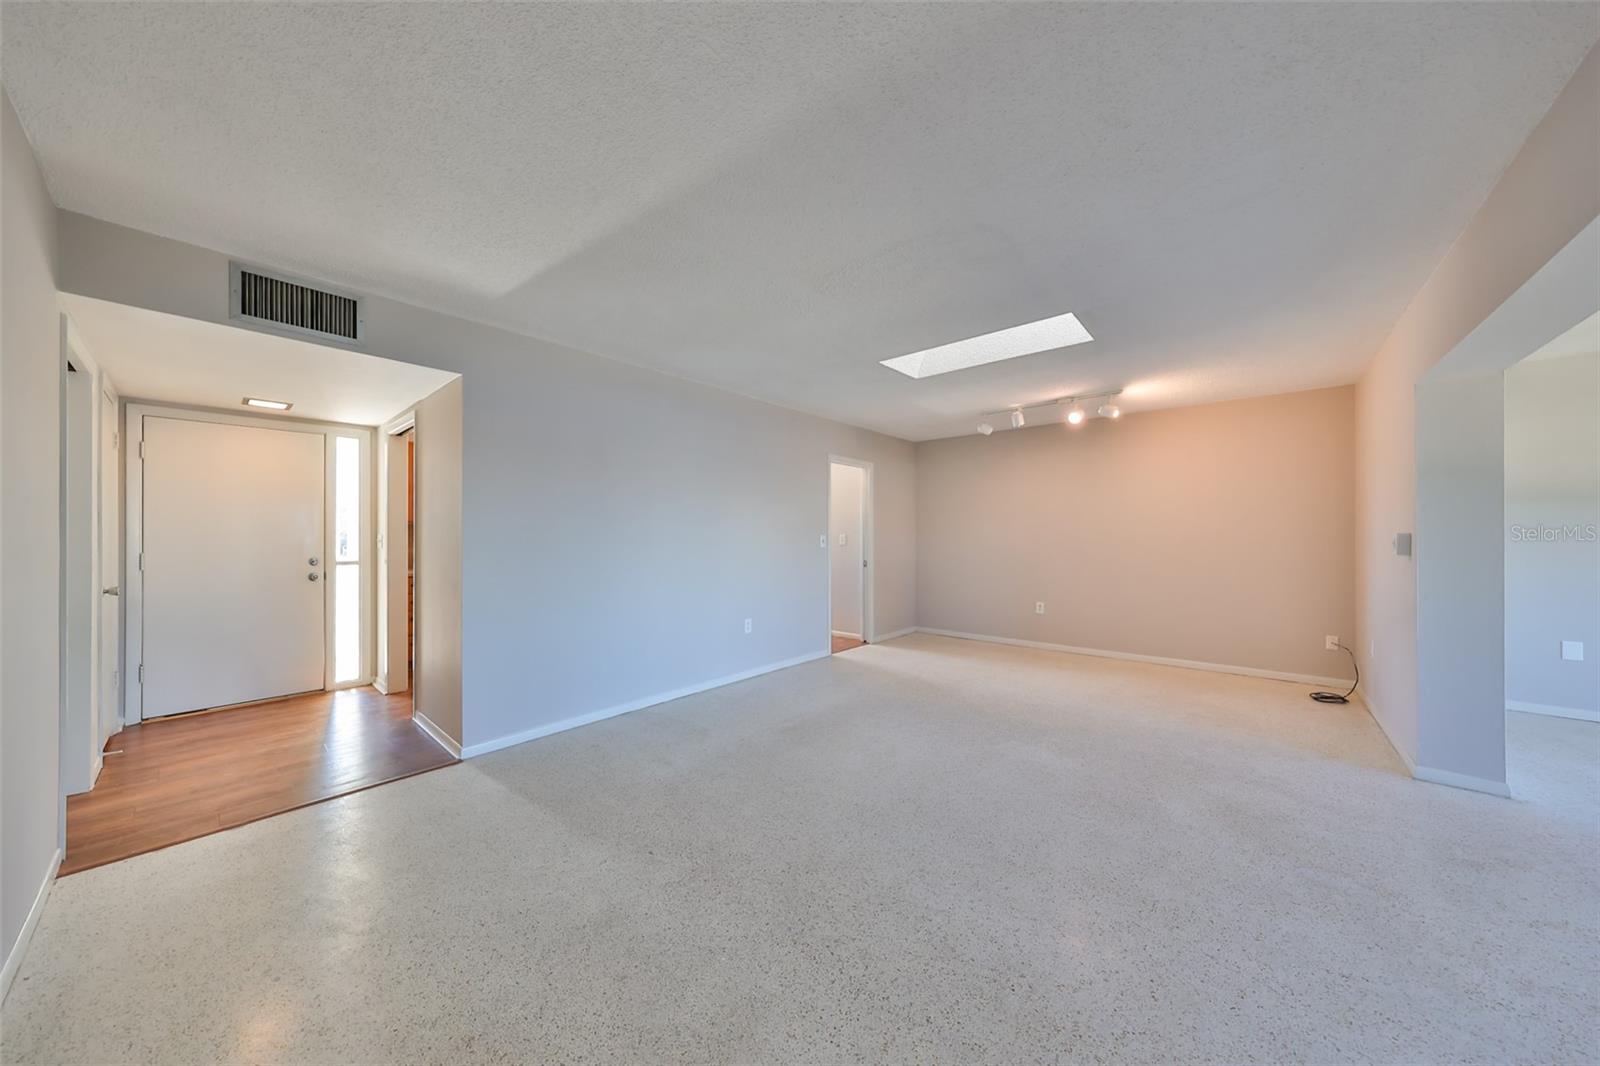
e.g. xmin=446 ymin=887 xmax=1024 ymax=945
xmin=243 ymin=397 xmax=293 ymax=411
xmin=880 ymin=312 xmax=1092 ymax=379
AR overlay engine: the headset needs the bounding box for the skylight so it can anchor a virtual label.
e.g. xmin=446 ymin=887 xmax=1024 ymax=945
xmin=879 ymin=312 xmax=1093 ymax=379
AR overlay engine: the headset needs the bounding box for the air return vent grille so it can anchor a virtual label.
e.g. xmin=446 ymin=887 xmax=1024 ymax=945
xmin=229 ymin=263 xmax=363 ymax=343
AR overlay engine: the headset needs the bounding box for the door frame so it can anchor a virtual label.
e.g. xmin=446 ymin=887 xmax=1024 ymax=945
xmin=375 ymin=409 xmax=416 ymax=701
xmin=58 ymin=313 xmax=113 ymax=800
xmin=97 ymin=369 xmax=123 ymax=754
xmin=124 ymin=402 xmax=376 ymax=723
xmin=826 ymin=455 xmax=875 ymax=646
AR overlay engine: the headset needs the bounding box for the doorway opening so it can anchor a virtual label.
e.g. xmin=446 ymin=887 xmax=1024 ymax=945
xmin=406 ymin=429 xmax=416 ymax=685
xmin=56 ymin=296 xmax=461 ymax=874
xmin=828 ymin=457 xmax=872 ymax=654
xmin=1502 ymin=311 xmax=1598 ymax=801
xmin=58 ymin=316 xmax=119 ymax=811
xmin=376 ymin=414 xmax=421 ymax=730
xmin=1413 ymin=216 xmax=1597 ymax=797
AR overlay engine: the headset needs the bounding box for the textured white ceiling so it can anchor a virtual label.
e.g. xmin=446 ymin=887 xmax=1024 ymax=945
xmin=6 ymin=3 xmax=1597 ymax=440
xmin=63 ymin=295 xmax=457 ymax=427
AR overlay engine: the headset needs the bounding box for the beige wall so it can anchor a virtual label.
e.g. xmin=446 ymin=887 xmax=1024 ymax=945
xmin=1 ymin=89 xmax=62 ymax=974
xmin=413 ymin=378 xmax=463 ymax=745
xmin=1355 ymin=46 xmax=1599 ymax=766
xmin=916 ymin=387 xmax=1356 ymax=681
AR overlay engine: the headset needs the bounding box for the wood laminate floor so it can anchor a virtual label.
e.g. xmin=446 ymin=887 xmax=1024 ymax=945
xmin=831 ymin=635 xmax=865 ymax=653
xmin=62 ymin=686 xmax=455 ymax=875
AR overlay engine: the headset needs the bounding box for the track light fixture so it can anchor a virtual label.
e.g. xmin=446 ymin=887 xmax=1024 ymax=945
xmin=976 ymin=389 xmax=1124 ymax=436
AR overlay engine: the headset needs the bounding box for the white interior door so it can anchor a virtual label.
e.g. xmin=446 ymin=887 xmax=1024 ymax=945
xmin=141 ymin=416 xmax=326 ymax=717
xmin=829 ymin=462 xmax=866 ymax=638
xmin=98 ymin=384 xmax=121 ymax=743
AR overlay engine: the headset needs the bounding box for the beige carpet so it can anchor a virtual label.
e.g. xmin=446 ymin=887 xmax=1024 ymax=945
xmin=4 ymin=633 xmax=1596 ymax=1063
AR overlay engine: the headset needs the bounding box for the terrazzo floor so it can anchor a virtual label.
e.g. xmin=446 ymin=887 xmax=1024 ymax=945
xmin=3 ymin=633 xmax=1596 ymax=1063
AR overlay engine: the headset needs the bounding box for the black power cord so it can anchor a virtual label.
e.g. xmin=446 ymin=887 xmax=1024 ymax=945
xmin=1310 ymin=642 xmax=1359 ymax=704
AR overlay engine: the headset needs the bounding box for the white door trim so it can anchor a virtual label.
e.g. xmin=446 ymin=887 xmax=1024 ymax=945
xmin=376 ymin=409 xmax=416 ymax=702
xmin=59 ymin=313 xmax=109 ymax=808
xmin=98 ymin=373 xmax=122 ymax=758
xmin=124 ymin=402 xmax=376 ymax=723
xmin=826 ymin=455 xmax=875 ymax=646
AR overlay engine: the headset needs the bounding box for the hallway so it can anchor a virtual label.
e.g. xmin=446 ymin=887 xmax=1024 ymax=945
xmin=62 ymin=687 xmax=455 ymax=875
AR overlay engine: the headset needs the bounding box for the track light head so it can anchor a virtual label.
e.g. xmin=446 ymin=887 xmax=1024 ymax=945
xmin=1065 ymin=404 xmax=1086 ymax=426
xmin=1009 ymin=409 xmax=1025 ymax=429
xmin=976 ymin=421 xmax=994 ymax=436
xmin=1098 ymin=402 xmax=1120 ymax=420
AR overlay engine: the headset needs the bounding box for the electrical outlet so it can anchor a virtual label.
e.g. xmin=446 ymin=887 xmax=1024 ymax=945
xmin=839 ymin=532 xmax=848 ymax=547
xmin=1035 ymin=601 xmax=1046 ymax=615
xmin=1325 ymin=635 xmax=1340 ymax=651
xmin=744 ymin=618 xmax=752 ymax=634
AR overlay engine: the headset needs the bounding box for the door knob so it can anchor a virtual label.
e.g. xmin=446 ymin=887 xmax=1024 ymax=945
xmin=102 ymin=586 xmax=119 ymax=596
xmin=308 ymin=572 xmax=321 ymax=582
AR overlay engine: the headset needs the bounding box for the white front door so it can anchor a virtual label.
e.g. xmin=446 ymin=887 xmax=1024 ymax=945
xmin=141 ymin=416 xmax=326 ymax=717
xmin=98 ymin=385 xmax=121 ymax=743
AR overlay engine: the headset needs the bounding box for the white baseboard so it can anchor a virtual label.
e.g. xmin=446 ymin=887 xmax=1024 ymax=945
xmin=1412 ymin=764 xmax=1512 ymax=797
xmin=461 ymin=650 xmax=830 ymax=759
xmin=872 ymin=626 xmax=918 ymax=642
xmin=914 ymin=628 xmax=1352 ymax=688
xmin=373 ymin=676 xmax=391 ymax=696
xmin=830 ymin=630 xmax=862 ymax=640
xmin=2 ymin=847 xmax=61 ymax=1004
xmin=412 ymin=709 xmax=462 ymax=758
xmin=1506 ymin=700 xmax=1599 ymax=723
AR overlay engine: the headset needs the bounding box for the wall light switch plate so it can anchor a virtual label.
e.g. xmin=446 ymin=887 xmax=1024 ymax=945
xmin=839 ymin=532 xmax=848 ymax=546
xmin=1562 ymin=641 xmax=1584 ymax=662
xmin=819 ymin=534 xmax=827 ymax=549
xmin=1394 ymin=532 xmax=1413 ymax=557
xmin=1035 ymin=602 xmax=1046 ymax=615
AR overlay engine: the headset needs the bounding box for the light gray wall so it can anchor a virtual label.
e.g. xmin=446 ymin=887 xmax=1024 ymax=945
xmin=915 ymin=387 xmax=1357 ymax=681
xmin=413 ymin=378 xmax=462 ymax=744
xmin=1505 ymin=351 xmax=1599 ymax=715
xmin=828 ymin=462 xmax=863 ymax=636
xmin=1354 ymin=46 xmax=1599 ymax=770
xmin=55 ymin=213 xmax=917 ymax=752
xmin=1414 ymin=372 xmax=1507 ymax=784
xmin=1 ymin=89 xmax=61 ymax=971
